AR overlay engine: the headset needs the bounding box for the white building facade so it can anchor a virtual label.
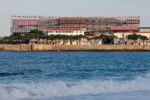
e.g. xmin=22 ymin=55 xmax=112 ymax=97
xmin=140 ymin=27 xmax=150 ymax=32
xmin=48 ymin=28 xmax=85 ymax=36
xmin=114 ymin=32 xmax=150 ymax=40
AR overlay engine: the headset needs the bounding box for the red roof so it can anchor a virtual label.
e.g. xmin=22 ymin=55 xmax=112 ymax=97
xmin=48 ymin=27 xmax=82 ymax=31
xmin=114 ymin=32 xmax=150 ymax=34
xmin=111 ymin=26 xmax=139 ymax=31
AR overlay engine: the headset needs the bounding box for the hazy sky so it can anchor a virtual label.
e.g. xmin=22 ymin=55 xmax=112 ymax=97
xmin=0 ymin=0 xmax=150 ymax=36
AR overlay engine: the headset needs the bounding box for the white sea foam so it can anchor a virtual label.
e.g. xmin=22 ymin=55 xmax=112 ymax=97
xmin=1 ymin=73 xmax=150 ymax=100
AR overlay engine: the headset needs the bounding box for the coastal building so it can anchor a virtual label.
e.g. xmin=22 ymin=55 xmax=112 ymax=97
xmin=114 ymin=32 xmax=150 ymax=40
xmin=48 ymin=27 xmax=85 ymax=36
xmin=140 ymin=27 xmax=150 ymax=32
xmin=11 ymin=16 xmax=140 ymax=34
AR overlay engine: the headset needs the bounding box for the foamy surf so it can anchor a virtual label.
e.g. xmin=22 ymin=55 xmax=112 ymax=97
xmin=0 ymin=73 xmax=150 ymax=100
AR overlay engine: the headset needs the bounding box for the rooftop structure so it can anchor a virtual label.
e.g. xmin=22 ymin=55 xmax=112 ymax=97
xmin=11 ymin=16 xmax=141 ymax=34
xmin=140 ymin=27 xmax=150 ymax=32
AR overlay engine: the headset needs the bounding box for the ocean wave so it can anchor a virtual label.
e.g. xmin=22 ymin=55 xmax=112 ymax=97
xmin=0 ymin=72 xmax=24 ymax=77
xmin=0 ymin=73 xmax=150 ymax=100
xmin=0 ymin=69 xmax=43 ymax=77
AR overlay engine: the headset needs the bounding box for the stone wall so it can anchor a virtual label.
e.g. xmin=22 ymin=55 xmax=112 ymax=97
xmin=1 ymin=44 xmax=150 ymax=51
xmin=32 ymin=44 xmax=150 ymax=51
xmin=0 ymin=44 xmax=31 ymax=51
xmin=0 ymin=45 xmax=4 ymax=50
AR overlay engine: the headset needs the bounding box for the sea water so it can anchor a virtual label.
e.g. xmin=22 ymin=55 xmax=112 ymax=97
xmin=0 ymin=51 xmax=150 ymax=100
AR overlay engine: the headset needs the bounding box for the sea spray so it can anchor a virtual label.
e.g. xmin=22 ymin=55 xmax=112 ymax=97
xmin=1 ymin=52 xmax=150 ymax=100
xmin=0 ymin=73 xmax=150 ymax=100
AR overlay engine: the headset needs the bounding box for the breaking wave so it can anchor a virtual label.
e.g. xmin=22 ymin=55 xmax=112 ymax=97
xmin=1 ymin=73 xmax=150 ymax=100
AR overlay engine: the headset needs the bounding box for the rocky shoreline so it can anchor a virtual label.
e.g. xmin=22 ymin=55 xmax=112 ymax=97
xmin=1 ymin=44 xmax=150 ymax=52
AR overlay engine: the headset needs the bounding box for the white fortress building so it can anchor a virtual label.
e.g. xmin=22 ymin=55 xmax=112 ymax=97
xmin=48 ymin=27 xmax=85 ymax=36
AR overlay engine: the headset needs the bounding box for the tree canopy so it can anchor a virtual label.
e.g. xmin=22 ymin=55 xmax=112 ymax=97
xmin=99 ymin=34 xmax=117 ymax=44
xmin=1 ymin=30 xmax=45 ymax=44
xmin=25 ymin=29 xmax=45 ymax=39
xmin=128 ymin=34 xmax=148 ymax=41
xmin=1 ymin=30 xmax=84 ymax=44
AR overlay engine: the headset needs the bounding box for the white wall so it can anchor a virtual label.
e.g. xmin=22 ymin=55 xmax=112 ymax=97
xmin=136 ymin=33 xmax=150 ymax=38
xmin=48 ymin=30 xmax=85 ymax=36
xmin=140 ymin=29 xmax=150 ymax=32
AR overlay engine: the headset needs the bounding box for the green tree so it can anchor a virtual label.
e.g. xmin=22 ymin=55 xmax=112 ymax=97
xmin=99 ymin=34 xmax=117 ymax=44
xmin=11 ymin=33 xmax=23 ymax=40
xmin=128 ymin=34 xmax=148 ymax=45
xmin=3 ymin=33 xmax=24 ymax=44
xmin=139 ymin=35 xmax=148 ymax=41
xmin=139 ymin=35 xmax=148 ymax=45
xmin=128 ymin=34 xmax=139 ymax=40
xmin=47 ymin=35 xmax=83 ymax=45
xmin=25 ymin=29 xmax=45 ymax=40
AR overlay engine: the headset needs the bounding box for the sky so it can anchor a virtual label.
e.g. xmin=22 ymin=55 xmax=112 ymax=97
xmin=0 ymin=0 xmax=150 ymax=36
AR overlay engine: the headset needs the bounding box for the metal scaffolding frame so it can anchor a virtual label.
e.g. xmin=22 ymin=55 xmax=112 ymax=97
xmin=11 ymin=16 xmax=140 ymax=34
